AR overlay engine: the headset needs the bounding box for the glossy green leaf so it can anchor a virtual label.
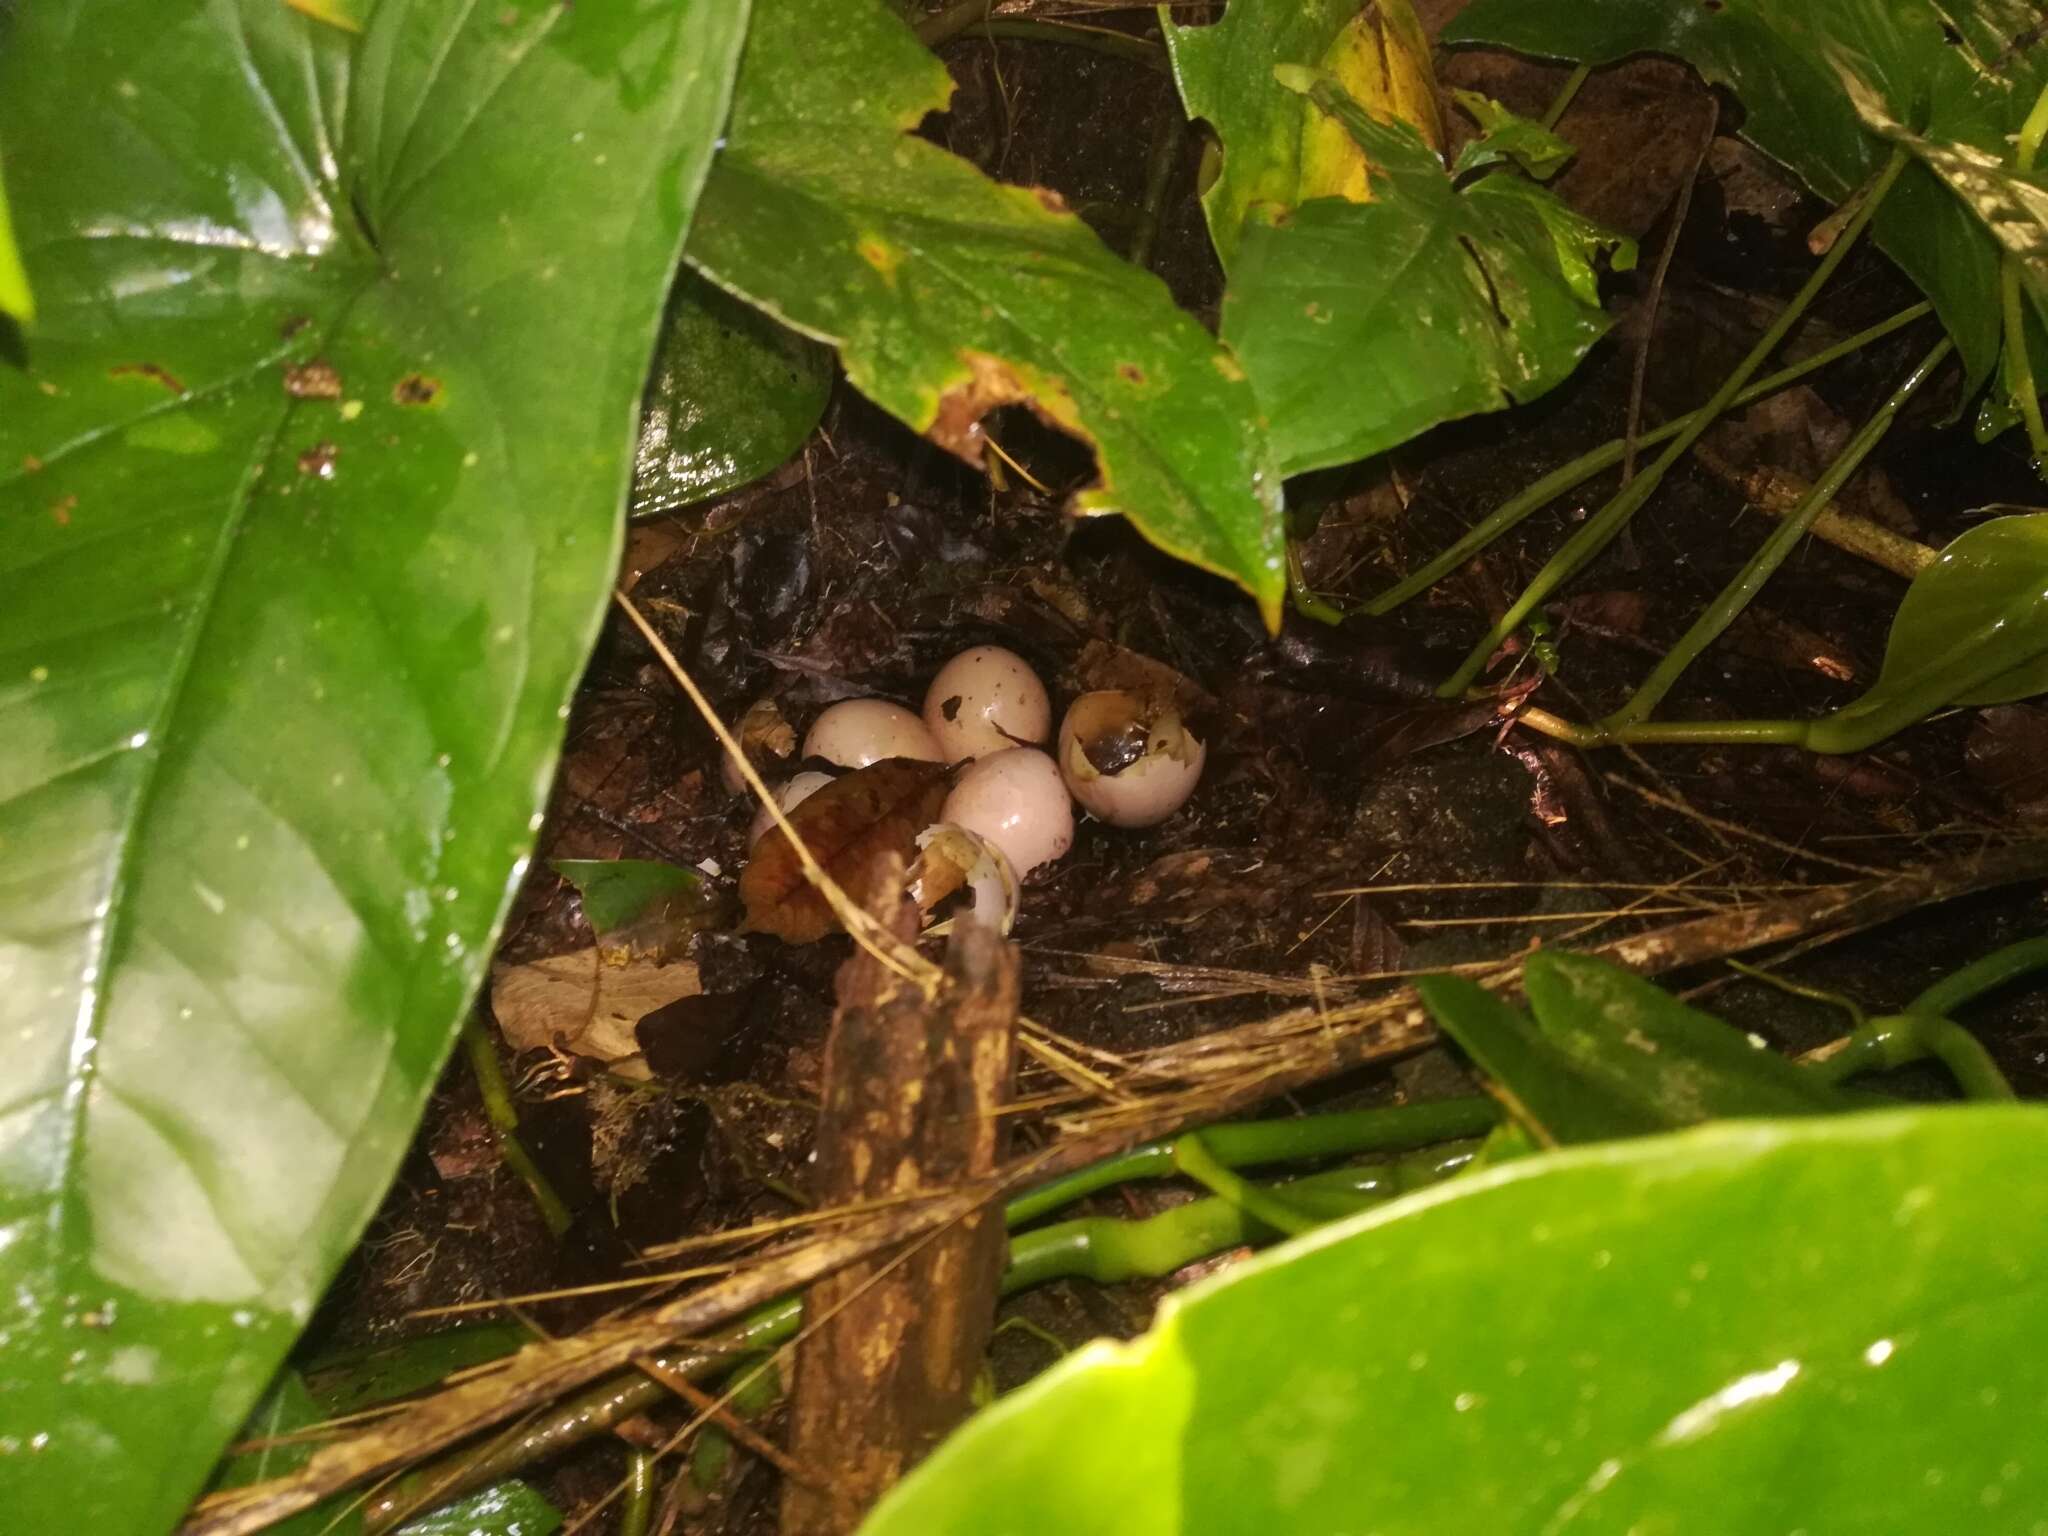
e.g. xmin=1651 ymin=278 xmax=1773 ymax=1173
xmin=0 ymin=1 xmax=748 ymax=1529
xmin=1523 ymin=951 xmax=1848 ymax=1121
xmin=1414 ymin=974 xmax=1668 ymax=1144
xmin=1443 ymin=0 xmax=2048 ymax=391
xmin=1164 ymin=0 xmax=1441 ymax=268
xmin=864 ymin=1106 xmax=2048 ymax=1536
xmin=1805 ymin=512 xmax=2048 ymax=752
xmin=1450 ymin=90 xmax=1575 ymax=181
xmin=687 ymin=0 xmax=1286 ymax=627
xmin=550 ymin=857 xmax=705 ymax=937
xmin=1221 ymin=78 xmax=1629 ymax=477
xmin=630 ymin=269 xmax=832 ymax=518
xmin=212 ymin=1370 xmax=559 ymax=1536
xmin=0 ymin=139 xmax=30 ymax=323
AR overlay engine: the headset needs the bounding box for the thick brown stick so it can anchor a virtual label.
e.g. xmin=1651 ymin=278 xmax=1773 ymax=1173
xmin=781 ymin=859 xmax=1019 ymax=1535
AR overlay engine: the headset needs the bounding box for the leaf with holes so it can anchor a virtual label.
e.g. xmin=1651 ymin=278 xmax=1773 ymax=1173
xmin=862 ymin=1106 xmax=2048 ymax=1536
xmin=1443 ymin=0 xmax=2048 ymax=392
xmin=685 ymin=0 xmax=1286 ymax=626
xmin=0 ymin=0 xmax=748 ymax=1528
xmin=740 ymin=758 xmax=950 ymax=944
xmin=1220 ymin=76 xmax=1630 ymax=478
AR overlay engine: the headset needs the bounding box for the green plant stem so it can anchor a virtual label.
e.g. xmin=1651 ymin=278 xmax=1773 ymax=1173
xmin=1607 ymin=334 xmax=1953 ymax=726
xmin=1002 ymin=1096 xmax=1499 ymax=1225
xmin=914 ymin=0 xmax=992 ymax=47
xmin=1909 ymin=937 xmax=2048 ymax=1016
xmin=1288 ymin=538 xmax=1351 ymax=626
xmin=689 ymin=1358 xmax=783 ymax=1493
xmin=1999 ymin=256 xmax=2048 ymax=468
xmin=620 ymin=1449 xmax=656 ymax=1536
xmin=1436 ymin=146 xmax=1911 ymax=698
xmin=1807 ymin=1013 xmax=2015 ymax=1100
xmin=972 ymin=18 xmax=1164 ymax=67
xmin=363 ymin=1147 xmax=1476 ymax=1529
xmin=1507 ymin=703 xmax=1807 ymax=749
xmin=460 ymin=1016 xmax=571 ymax=1240
xmin=1173 ymin=1135 xmax=1322 ymax=1236
xmin=1360 ymin=302 xmax=1931 ymax=617
xmin=1131 ymin=95 xmax=1188 ymax=269
xmin=1540 ymin=63 xmax=1590 ymax=131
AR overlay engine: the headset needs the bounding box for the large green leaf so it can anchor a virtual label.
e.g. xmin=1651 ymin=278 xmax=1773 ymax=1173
xmin=1804 ymin=511 xmax=2048 ymax=752
xmin=1220 ymin=77 xmax=1629 ymax=478
xmin=686 ymin=0 xmax=1286 ymax=626
xmin=0 ymin=1 xmax=747 ymax=1529
xmin=1443 ymin=0 xmax=2048 ymax=391
xmin=863 ymin=1106 xmax=2048 ymax=1536
xmin=630 ymin=269 xmax=832 ymax=517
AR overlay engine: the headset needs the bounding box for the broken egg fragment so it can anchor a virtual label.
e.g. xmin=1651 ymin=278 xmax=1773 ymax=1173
xmin=939 ymin=746 xmax=1073 ymax=877
xmin=1056 ymin=690 xmax=1205 ymax=827
xmin=802 ymin=699 xmax=943 ymax=769
xmin=923 ymin=645 xmax=1051 ymax=762
xmin=748 ymin=770 xmax=836 ymax=847
xmin=910 ymin=823 xmax=1021 ymax=934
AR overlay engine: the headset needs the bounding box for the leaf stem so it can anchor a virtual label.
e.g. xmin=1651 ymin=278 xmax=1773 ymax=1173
xmin=1909 ymin=937 xmax=2048 ymax=1016
xmin=620 ymin=1449 xmax=656 ymax=1536
xmin=460 ymin=1016 xmax=572 ymax=1240
xmin=1506 ymin=703 xmax=1807 ymax=749
xmin=1360 ymin=302 xmax=1931 ymax=617
xmin=1807 ymin=1013 xmax=2014 ymax=1100
xmin=1001 ymin=1096 xmax=1500 ymax=1225
xmin=971 ymin=19 xmax=1164 ymax=68
xmin=1999 ymin=255 xmax=2048 ymax=467
xmin=1172 ymin=1134 xmax=1323 ymax=1236
xmin=1539 ymin=63 xmax=1590 ymax=131
xmin=1436 ymin=146 xmax=1911 ymax=698
xmin=1607 ymin=334 xmax=1952 ymax=725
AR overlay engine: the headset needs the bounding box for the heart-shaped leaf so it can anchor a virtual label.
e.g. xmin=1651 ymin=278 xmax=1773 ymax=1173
xmin=1221 ymin=77 xmax=1630 ymax=477
xmin=0 ymin=1 xmax=748 ymax=1527
xmin=862 ymin=1106 xmax=2048 ymax=1536
xmin=630 ymin=269 xmax=833 ymax=518
xmin=1805 ymin=511 xmax=2048 ymax=752
xmin=1443 ymin=0 xmax=2048 ymax=391
xmin=686 ymin=0 xmax=1287 ymax=627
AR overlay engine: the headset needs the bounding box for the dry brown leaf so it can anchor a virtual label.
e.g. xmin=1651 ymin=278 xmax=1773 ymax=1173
xmin=489 ymin=944 xmax=701 ymax=1066
xmin=741 ymin=758 xmax=951 ymax=943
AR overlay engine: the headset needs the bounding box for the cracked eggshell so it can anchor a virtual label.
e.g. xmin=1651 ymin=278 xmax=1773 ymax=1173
xmin=922 ymin=645 xmax=1052 ymax=762
xmin=939 ymin=747 xmax=1073 ymax=877
xmin=1057 ymin=690 xmax=1205 ymax=828
xmin=801 ymin=699 xmax=943 ymax=769
xmin=748 ymin=770 xmax=837 ymax=847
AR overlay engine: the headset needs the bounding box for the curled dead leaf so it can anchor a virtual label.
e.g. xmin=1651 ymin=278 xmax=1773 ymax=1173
xmin=489 ymin=945 xmax=702 ymax=1073
xmin=740 ymin=757 xmax=952 ymax=943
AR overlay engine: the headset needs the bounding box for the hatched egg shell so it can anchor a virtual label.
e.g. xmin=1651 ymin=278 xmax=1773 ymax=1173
xmin=939 ymin=747 xmax=1073 ymax=877
xmin=801 ymin=699 xmax=943 ymax=769
xmin=1057 ymin=690 xmax=1205 ymax=828
xmin=748 ymin=770 xmax=837 ymax=847
xmin=923 ymin=645 xmax=1052 ymax=762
